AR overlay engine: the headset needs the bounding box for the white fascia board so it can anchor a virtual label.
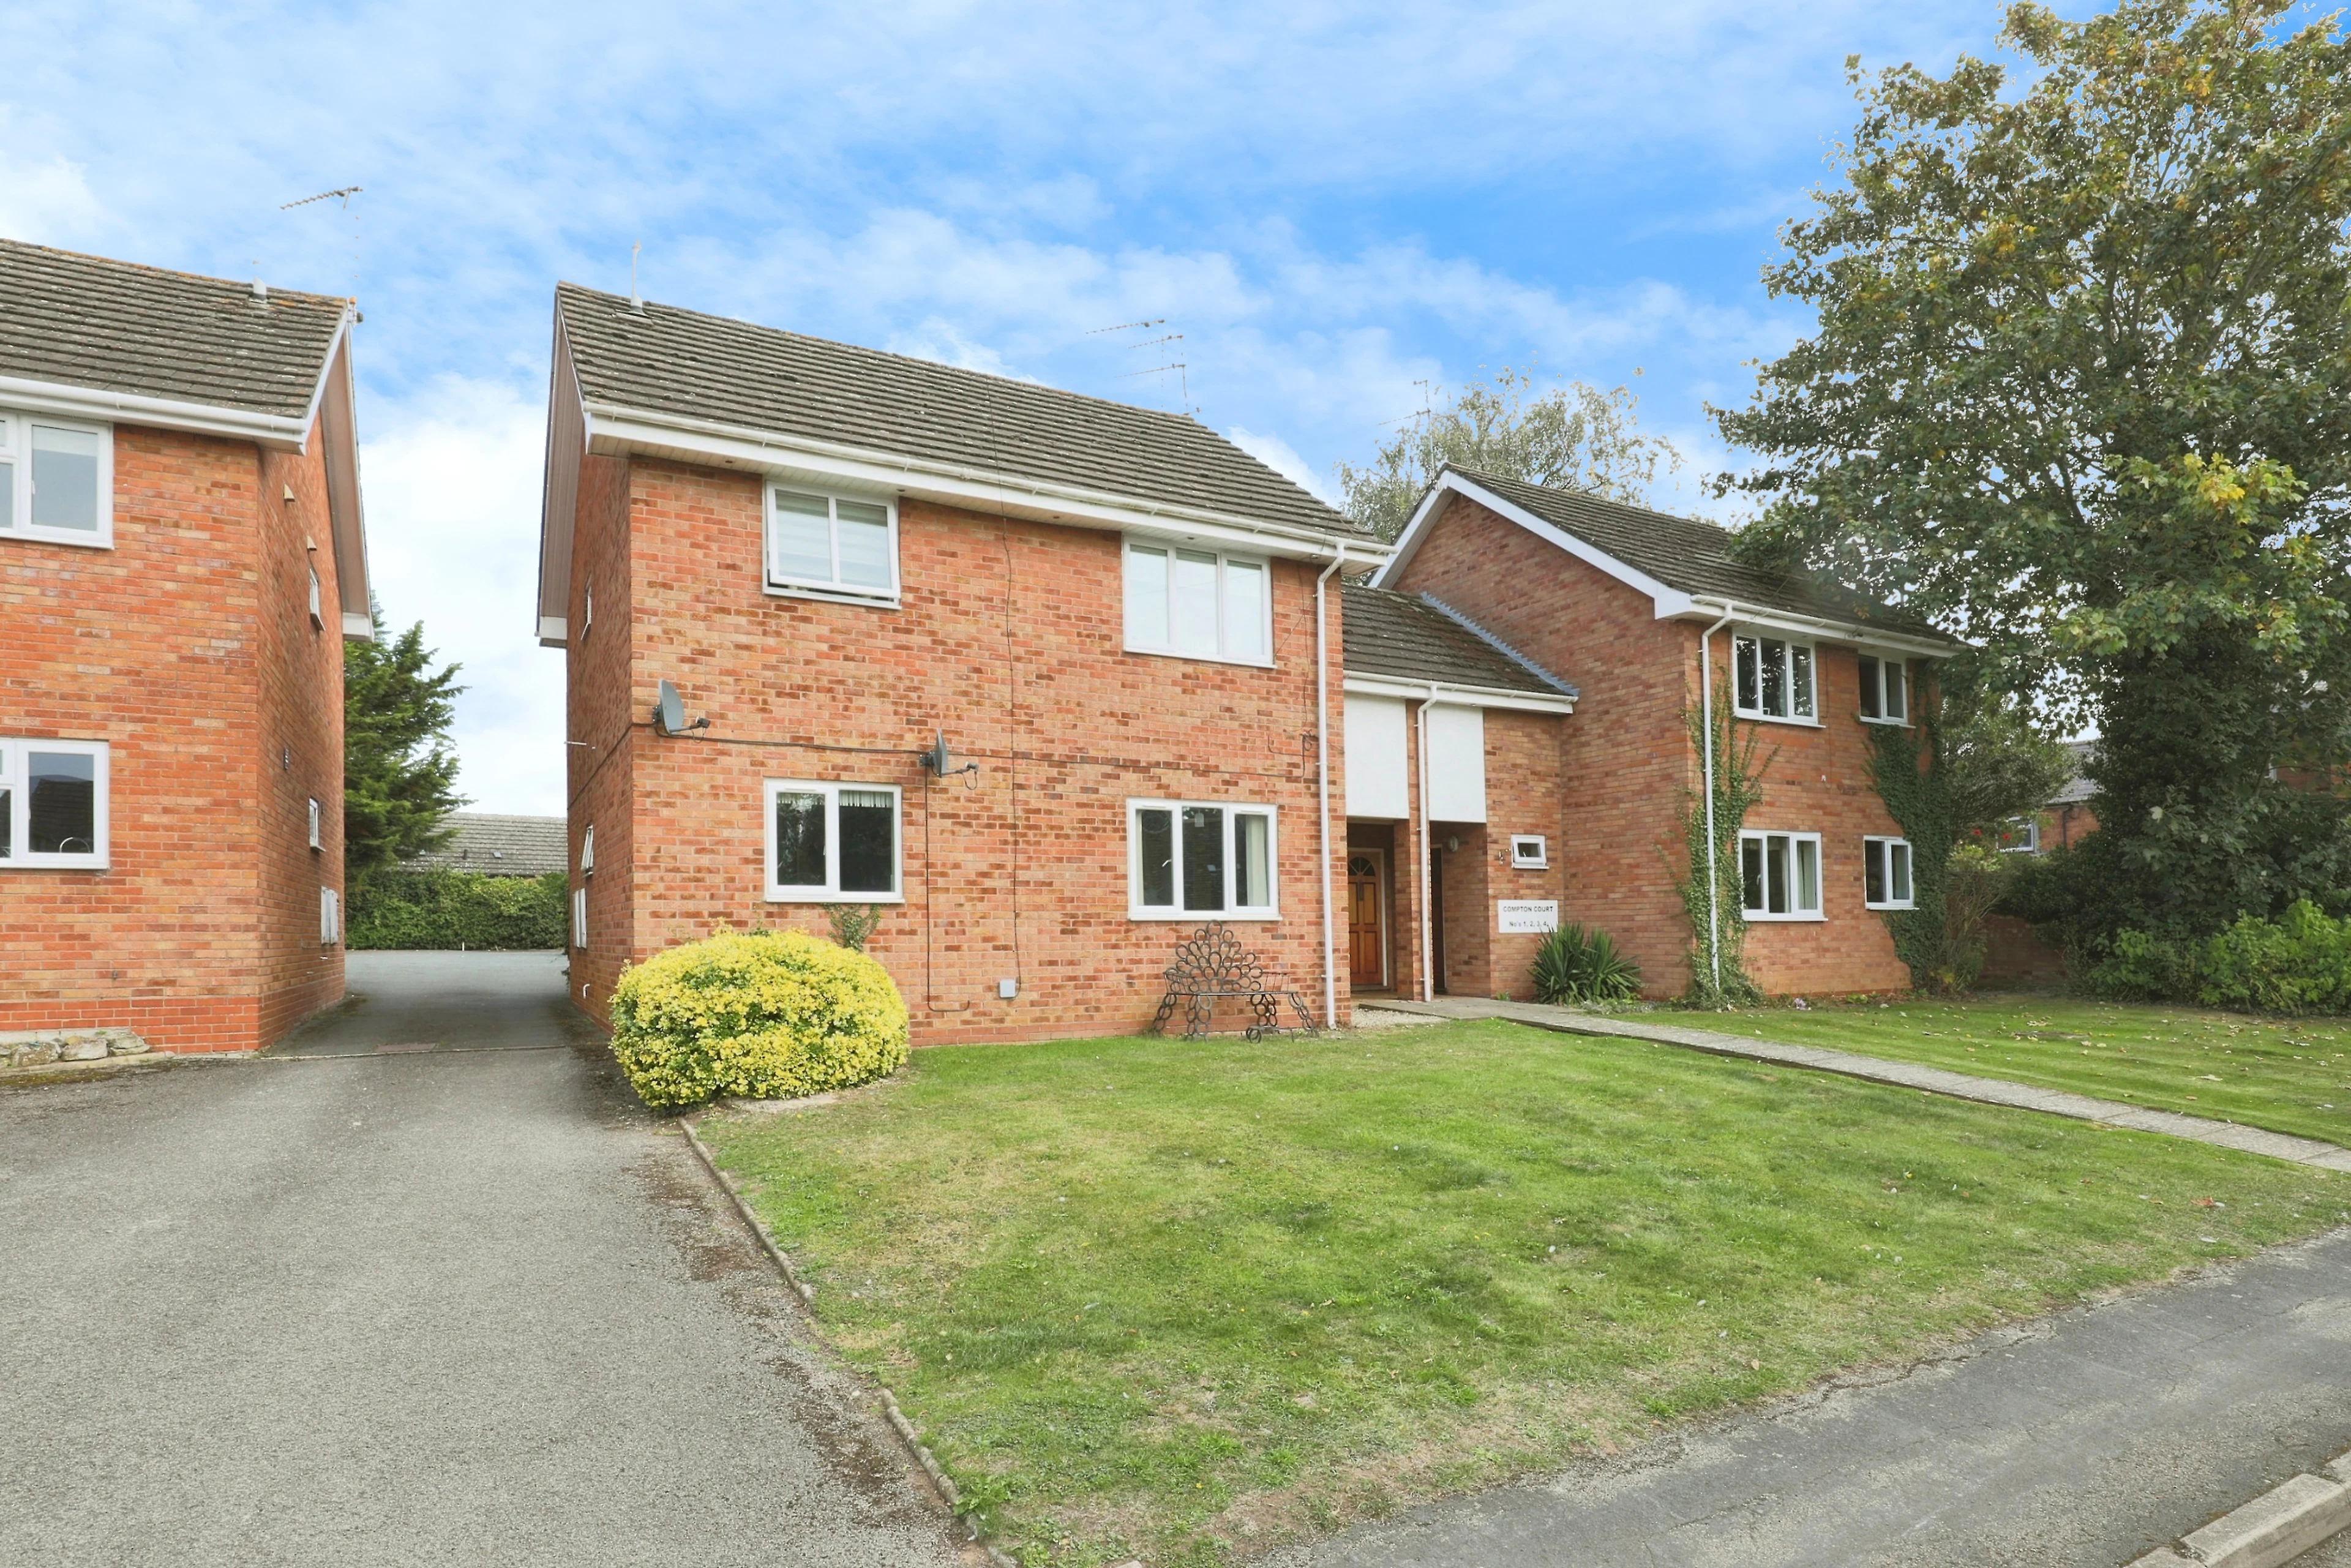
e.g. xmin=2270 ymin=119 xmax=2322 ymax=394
xmin=583 ymin=402 xmax=1390 ymax=565
xmin=1342 ymin=670 xmax=1575 ymax=715
xmin=341 ymin=611 xmax=375 ymax=641
xmin=1681 ymin=598 xmax=1964 ymax=659
xmin=538 ymin=615 xmax=568 ymax=648
xmin=1372 ymin=470 xmax=1695 ymax=616
xmin=0 ymin=372 xmax=314 ymax=451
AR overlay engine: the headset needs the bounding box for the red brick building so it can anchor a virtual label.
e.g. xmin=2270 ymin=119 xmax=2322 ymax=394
xmin=1374 ymin=468 xmax=1963 ymax=999
xmin=0 ymin=241 xmax=372 ymax=1053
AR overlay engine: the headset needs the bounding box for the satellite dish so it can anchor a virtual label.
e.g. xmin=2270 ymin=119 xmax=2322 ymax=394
xmin=923 ymin=731 xmax=953 ymax=775
xmin=655 ymin=680 xmax=685 ymax=736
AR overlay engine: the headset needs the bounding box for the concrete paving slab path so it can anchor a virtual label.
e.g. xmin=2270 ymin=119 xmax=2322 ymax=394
xmin=1270 ymin=1228 xmax=2351 ymax=1567
xmin=0 ymin=950 xmax=970 ymax=1568
xmin=1363 ymin=999 xmax=2351 ymax=1174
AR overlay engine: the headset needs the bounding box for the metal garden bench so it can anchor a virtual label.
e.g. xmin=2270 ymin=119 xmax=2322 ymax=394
xmin=1150 ymin=922 xmax=1319 ymax=1040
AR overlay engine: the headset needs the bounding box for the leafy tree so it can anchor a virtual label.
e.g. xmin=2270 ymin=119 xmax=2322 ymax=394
xmin=1941 ymin=672 xmax=2080 ymax=839
xmin=1713 ymin=0 xmax=2351 ymax=944
xmin=1337 ymin=367 xmax=1682 ymax=539
xmin=344 ymin=607 xmax=467 ymax=880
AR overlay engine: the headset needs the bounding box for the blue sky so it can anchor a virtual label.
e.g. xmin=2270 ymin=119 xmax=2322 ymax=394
xmin=6 ymin=0 xmax=2007 ymax=814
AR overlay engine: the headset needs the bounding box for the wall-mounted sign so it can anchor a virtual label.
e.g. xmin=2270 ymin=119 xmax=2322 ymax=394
xmin=1497 ymin=899 xmax=1558 ymax=934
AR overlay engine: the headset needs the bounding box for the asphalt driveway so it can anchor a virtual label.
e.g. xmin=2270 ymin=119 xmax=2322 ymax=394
xmin=0 ymin=951 xmax=969 ymax=1568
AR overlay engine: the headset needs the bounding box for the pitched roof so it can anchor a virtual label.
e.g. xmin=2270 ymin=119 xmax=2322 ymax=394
xmin=405 ymin=814 xmax=569 ymax=877
xmin=553 ymin=282 xmax=1369 ymax=541
xmin=2052 ymin=739 xmax=2098 ymax=806
xmin=1341 ymin=582 xmax=1575 ymax=698
xmin=0 ymin=239 xmax=351 ymax=421
xmin=1446 ymin=467 xmax=1957 ymax=647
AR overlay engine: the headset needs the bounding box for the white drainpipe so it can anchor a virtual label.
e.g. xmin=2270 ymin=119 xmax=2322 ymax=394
xmin=1314 ymin=545 xmax=1347 ymax=1027
xmin=1698 ymin=604 xmax=1738 ymax=994
xmin=1414 ymin=681 xmax=1464 ymax=1003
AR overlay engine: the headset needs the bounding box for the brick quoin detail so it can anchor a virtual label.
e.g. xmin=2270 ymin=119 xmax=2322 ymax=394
xmin=0 ymin=421 xmax=347 ymax=1052
xmin=570 ymin=460 xmax=1352 ymax=1045
xmin=1392 ymin=494 xmax=1912 ymax=999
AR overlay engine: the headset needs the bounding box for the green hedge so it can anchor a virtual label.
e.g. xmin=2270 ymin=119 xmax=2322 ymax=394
xmin=2085 ymin=899 xmax=2351 ymax=1016
xmin=348 ymin=868 xmax=568 ymax=950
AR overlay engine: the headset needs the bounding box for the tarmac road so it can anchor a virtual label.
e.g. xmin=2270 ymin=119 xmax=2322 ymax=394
xmin=0 ymin=950 xmax=970 ymax=1568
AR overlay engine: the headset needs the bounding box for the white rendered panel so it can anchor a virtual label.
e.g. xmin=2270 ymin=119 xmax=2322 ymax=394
xmin=1427 ymin=704 xmax=1487 ymax=822
xmin=1344 ymin=695 xmax=1409 ymax=819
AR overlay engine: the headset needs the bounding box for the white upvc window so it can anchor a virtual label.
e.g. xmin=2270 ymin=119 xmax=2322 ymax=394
xmin=582 ymin=578 xmax=594 ymax=640
xmin=1509 ymin=833 xmax=1548 ymax=869
xmin=1997 ymin=815 xmax=2042 ymax=853
xmin=572 ymin=887 xmax=588 ymax=949
xmin=1122 ymin=539 xmax=1272 ymax=664
xmin=1733 ymin=631 xmax=1817 ymax=722
xmin=1858 ymin=654 xmax=1909 ymax=724
xmin=320 ymin=887 xmax=340 ymax=945
xmin=308 ymin=797 xmax=322 ymax=851
xmin=1863 ymin=836 xmax=1914 ymax=909
xmin=0 ymin=738 xmax=109 ymax=868
xmin=1739 ymin=829 xmax=1823 ymax=920
xmin=1127 ymin=798 xmax=1278 ymax=920
xmin=308 ymin=566 xmax=324 ymax=628
xmin=765 ymin=779 xmax=904 ymax=902
xmin=0 ymin=411 xmax=112 ymax=548
xmin=580 ymin=823 xmax=595 ymax=877
xmin=765 ymin=486 xmax=899 ymax=604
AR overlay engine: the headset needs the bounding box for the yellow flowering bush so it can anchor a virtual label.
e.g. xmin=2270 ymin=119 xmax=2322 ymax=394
xmin=608 ymin=928 xmax=910 ymax=1109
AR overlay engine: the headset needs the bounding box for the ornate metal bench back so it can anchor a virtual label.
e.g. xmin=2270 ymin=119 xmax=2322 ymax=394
xmin=1152 ymin=921 xmax=1318 ymax=1040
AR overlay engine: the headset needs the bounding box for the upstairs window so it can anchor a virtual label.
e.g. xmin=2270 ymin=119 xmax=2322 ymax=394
xmin=1859 ymin=655 xmax=1909 ymax=724
xmin=309 ymin=565 xmax=324 ymax=628
xmin=308 ymin=798 xmax=322 ymax=851
xmin=0 ymin=738 xmax=108 ymax=868
xmin=1740 ymin=830 xmax=1821 ymax=920
xmin=1128 ymin=798 xmax=1277 ymax=919
xmin=1733 ymin=632 xmax=1815 ymax=722
xmin=766 ymin=487 xmax=898 ymax=603
xmin=0 ymin=413 xmax=111 ymax=548
xmin=580 ymin=823 xmax=595 ymax=877
xmin=1863 ymin=836 xmax=1914 ymax=909
xmin=1123 ymin=539 xmax=1270 ymax=664
xmin=765 ymin=779 xmax=902 ymax=901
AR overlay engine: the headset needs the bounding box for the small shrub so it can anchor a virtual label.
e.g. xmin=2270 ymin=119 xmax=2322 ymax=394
xmin=2197 ymin=900 xmax=2351 ymax=1016
xmin=1530 ymin=924 xmax=1643 ymax=1005
xmin=2082 ymin=928 xmax=2199 ymax=1002
xmin=608 ymin=928 xmax=910 ymax=1109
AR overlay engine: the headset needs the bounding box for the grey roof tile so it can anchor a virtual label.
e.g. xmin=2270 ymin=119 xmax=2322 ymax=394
xmin=406 ymin=814 xmax=569 ymax=877
xmin=1342 ymin=582 xmax=1573 ymax=697
xmin=1453 ymin=466 xmax=1959 ymax=647
xmin=555 ymin=282 xmax=1371 ymax=541
xmin=0 ymin=239 xmax=349 ymax=420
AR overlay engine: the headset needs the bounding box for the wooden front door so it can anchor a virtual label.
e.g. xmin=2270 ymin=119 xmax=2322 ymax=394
xmin=1347 ymin=852 xmax=1386 ymax=988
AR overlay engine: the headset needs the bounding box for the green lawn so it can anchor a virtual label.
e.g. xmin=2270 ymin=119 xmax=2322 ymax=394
xmin=698 ymin=1019 xmax=2348 ymax=1567
xmin=1664 ymin=996 xmax=2351 ymax=1146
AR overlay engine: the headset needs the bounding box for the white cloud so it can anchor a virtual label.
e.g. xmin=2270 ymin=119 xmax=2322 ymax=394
xmin=0 ymin=152 xmax=110 ymax=248
xmin=360 ymin=376 xmax=564 ymax=816
xmin=1226 ymin=426 xmax=1339 ymax=507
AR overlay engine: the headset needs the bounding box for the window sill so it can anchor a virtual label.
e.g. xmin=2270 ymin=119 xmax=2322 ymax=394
xmin=1123 ymin=644 xmax=1277 ymax=670
xmin=1130 ymin=909 xmax=1281 ymax=922
xmin=1 ymin=860 xmax=111 ymax=871
xmin=1743 ymin=911 xmax=1826 ymax=923
xmin=765 ymin=891 xmax=908 ymax=905
xmin=1733 ymin=711 xmax=1824 ymax=728
xmin=764 ymin=582 xmax=901 ymax=610
xmin=1 ymin=528 xmax=113 ymax=550
xmin=1864 ymin=901 xmax=1916 ymax=912
xmin=1858 ymin=716 xmax=1914 ymax=729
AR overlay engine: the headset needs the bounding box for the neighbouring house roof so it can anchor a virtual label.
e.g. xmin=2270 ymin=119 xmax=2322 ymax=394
xmin=2052 ymin=740 xmax=2098 ymax=806
xmin=0 ymin=239 xmax=354 ymax=428
xmin=0 ymin=239 xmax=372 ymax=636
xmin=1381 ymin=465 xmax=1962 ymax=654
xmin=404 ymin=814 xmax=569 ymax=877
xmin=1341 ymin=582 xmax=1577 ymax=702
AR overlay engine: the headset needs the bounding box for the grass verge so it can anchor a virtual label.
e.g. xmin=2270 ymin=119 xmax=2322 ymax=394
xmin=1663 ymin=995 xmax=2351 ymax=1146
xmin=697 ymin=1018 xmax=2348 ymax=1566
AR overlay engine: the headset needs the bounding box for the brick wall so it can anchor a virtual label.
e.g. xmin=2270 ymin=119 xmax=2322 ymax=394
xmin=573 ymin=459 xmax=1352 ymax=1045
xmin=1392 ymin=494 xmax=1913 ymax=998
xmin=566 ymin=454 xmax=636 ymax=1016
xmin=0 ymin=419 xmax=346 ymax=1052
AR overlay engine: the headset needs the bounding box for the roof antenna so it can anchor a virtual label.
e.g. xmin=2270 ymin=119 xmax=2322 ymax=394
xmin=629 ymin=241 xmax=643 ymax=314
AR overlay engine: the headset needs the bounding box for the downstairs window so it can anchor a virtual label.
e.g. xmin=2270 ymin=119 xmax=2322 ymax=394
xmin=1128 ymin=798 xmax=1277 ymax=919
xmin=765 ymin=780 xmax=903 ymax=902
xmin=1739 ymin=830 xmax=1822 ymax=920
